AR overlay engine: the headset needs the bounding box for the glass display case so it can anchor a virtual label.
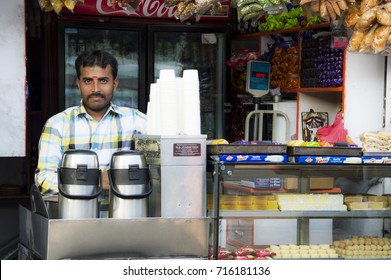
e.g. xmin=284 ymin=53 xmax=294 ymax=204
xmin=207 ymin=161 xmax=391 ymax=260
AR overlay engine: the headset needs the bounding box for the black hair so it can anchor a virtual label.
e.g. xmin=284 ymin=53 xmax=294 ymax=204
xmin=75 ymin=50 xmax=118 ymax=79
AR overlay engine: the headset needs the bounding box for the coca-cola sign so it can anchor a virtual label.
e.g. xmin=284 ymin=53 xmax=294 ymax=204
xmin=65 ymin=0 xmax=229 ymax=20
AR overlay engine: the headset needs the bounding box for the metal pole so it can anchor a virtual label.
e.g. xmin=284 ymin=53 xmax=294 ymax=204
xmin=212 ymin=162 xmax=221 ymax=260
xmin=253 ymin=102 xmax=259 ymax=141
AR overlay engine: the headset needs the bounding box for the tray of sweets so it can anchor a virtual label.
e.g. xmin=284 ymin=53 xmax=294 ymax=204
xmin=287 ymin=146 xmax=362 ymax=157
xmin=207 ymin=144 xmax=287 ymax=155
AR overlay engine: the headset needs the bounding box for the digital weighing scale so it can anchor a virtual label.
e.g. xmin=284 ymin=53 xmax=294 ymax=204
xmin=246 ymin=61 xmax=271 ymax=140
xmin=246 ymin=60 xmax=271 ymax=97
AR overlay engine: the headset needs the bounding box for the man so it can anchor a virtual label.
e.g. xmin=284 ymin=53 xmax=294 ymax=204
xmin=35 ymin=50 xmax=147 ymax=216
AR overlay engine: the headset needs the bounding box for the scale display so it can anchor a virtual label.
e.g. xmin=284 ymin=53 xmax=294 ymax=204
xmin=246 ymin=61 xmax=271 ymax=97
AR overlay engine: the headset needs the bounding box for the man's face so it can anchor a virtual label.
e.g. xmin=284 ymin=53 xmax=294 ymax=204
xmin=77 ymin=65 xmax=118 ymax=120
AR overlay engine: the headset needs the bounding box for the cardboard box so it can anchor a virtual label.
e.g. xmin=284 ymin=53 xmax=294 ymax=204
xmin=309 ymin=177 xmax=334 ymax=189
xmin=282 ymin=177 xmax=334 ymax=190
xmin=283 ymin=178 xmax=298 ymax=190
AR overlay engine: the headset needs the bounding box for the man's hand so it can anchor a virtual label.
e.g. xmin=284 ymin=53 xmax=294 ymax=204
xmin=101 ymin=170 xmax=110 ymax=190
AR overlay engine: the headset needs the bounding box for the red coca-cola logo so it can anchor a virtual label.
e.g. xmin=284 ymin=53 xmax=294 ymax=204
xmin=66 ymin=0 xmax=228 ymax=20
xmin=142 ymin=0 xmax=176 ymax=18
xmin=94 ymin=0 xmax=140 ymax=16
xmin=89 ymin=0 xmax=176 ymax=18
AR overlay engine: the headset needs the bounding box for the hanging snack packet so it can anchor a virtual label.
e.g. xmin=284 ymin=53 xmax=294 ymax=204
xmin=206 ymin=1 xmax=222 ymax=16
xmin=38 ymin=0 xmax=54 ymax=11
xmin=176 ymin=1 xmax=198 ymax=22
xmin=50 ymin=0 xmax=64 ymax=14
xmin=236 ymin=0 xmax=260 ymax=7
xmin=371 ymin=25 xmax=391 ymax=54
xmin=63 ymin=0 xmax=81 ymax=11
xmin=345 ymin=4 xmax=360 ymax=28
xmin=237 ymin=2 xmax=264 ymax=21
xmin=377 ymin=5 xmax=391 ymax=26
xmin=195 ymin=0 xmax=220 ymax=17
xmin=243 ymin=11 xmax=264 ymax=22
xmin=359 ymin=0 xmax=378 ymax=14
xmin=348 ymin=29 xmax=365 ymax=52
xmin=359 ymin=24 xmax=377 ymax=53
xmin=165 ymin=0 xmax=181 ymax=7
xmin=355 ymin=6 xmax=377 ymax=31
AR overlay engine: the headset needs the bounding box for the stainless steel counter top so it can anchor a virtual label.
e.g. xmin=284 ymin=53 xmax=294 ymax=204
xmin=19 ymin=206 xmax=210 ymax=260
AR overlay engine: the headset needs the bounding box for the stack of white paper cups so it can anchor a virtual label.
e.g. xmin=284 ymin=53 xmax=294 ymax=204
xmin=146 ymin=69 xmax=201 ymax=136
xmin=182 ymin=69 xmax=201 ymax=135
xmin=146 ymin=83 xmax=160 ymax=135
xmin=158 ymin=69 xmax=178 ymax=135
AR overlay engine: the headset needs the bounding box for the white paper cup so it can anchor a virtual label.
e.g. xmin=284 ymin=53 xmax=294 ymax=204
xmin=159 ymin=69 xmax=176 ymax=80
xmin=183 ymin=69 xmax=199 ymax=82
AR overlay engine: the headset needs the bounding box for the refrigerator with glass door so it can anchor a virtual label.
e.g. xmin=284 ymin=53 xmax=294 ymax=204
xmin=58 ymin=20 xmax=228 ymax=139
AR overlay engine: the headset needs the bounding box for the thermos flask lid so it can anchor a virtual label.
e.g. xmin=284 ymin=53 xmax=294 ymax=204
xmin=110 ymin=150 xmax=147 ymax=169
xmin=61 ymin=149 xmax=99 ymax=169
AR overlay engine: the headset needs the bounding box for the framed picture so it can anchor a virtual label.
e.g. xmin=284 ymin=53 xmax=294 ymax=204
xmin=301 ymin=111 xmax=328 ymax=142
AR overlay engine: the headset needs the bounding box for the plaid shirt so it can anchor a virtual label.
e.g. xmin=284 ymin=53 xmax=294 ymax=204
xmin=35 ymin=102 xmax=147 ymax=217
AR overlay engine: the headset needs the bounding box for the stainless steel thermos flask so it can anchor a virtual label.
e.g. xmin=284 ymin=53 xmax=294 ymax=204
xmin=109 ymin=150 xmax=151 ymax=218
xmin=58 ymin=150 xmax=102 ymax=219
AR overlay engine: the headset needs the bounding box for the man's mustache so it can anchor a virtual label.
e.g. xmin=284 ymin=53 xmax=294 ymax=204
xmin=88 ymin=93 xmax=105 ymax=99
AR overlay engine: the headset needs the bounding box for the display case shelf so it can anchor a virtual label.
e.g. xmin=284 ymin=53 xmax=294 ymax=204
xmin=231 ymin=23 xmax=331 ymax=40
xmin=299 ymin=87 xmax=343 ymax=93
xmin=210 ymin=210 xmax=391 ymax=219
xmin=212 ymin=162 xmax=391 ymax=179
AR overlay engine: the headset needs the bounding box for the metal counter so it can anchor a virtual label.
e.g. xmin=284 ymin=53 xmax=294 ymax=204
xmin=19 ymin=206 xmax=210 ymax=260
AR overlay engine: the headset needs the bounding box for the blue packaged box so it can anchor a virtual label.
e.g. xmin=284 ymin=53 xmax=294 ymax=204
xmin=213 ymin=154 xmax=288 ymax=163
xmin=362 ymin=156 xmax=391 ymax=164
xmin=293 ymin=156 xmax=362 ymax=164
